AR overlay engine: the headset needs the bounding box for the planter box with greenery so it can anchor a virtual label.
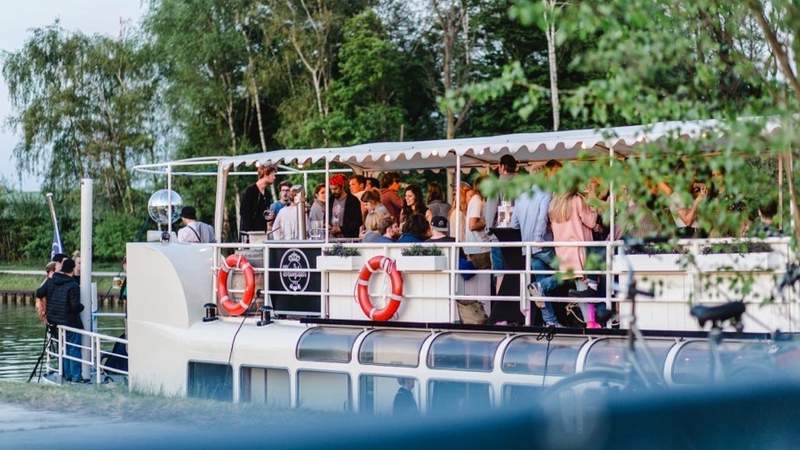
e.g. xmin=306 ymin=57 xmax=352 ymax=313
xmin=396 ymin=245 xmax=448 ymax=271
xmin=613 ymin=253 xmax=685 ymax=273
xmin=316 ymin=245 xmax=363 ymax=271
xmin=614 ymin=242 xmax=784 ymax=273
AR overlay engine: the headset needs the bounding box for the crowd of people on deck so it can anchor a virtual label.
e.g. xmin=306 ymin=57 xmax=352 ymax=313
xmin=226 ymin=155 xmax=783 ymax=328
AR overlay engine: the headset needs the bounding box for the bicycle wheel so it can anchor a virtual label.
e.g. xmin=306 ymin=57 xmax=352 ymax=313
xmin=539 ymin=369 xmax=629 ymax=442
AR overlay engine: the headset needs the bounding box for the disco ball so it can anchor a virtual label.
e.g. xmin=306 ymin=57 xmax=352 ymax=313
xmin=147 ymin=189 xmax=183 ymax=225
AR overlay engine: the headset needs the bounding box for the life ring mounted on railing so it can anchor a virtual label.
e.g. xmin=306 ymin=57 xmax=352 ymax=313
xmin=217 ymin=254 xmax=256 ymax=316
xmin=356 ymin=256 xmax=404 ymax=321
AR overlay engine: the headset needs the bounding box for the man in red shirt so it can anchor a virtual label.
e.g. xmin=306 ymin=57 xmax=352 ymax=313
xmin=380 ymin=172 xmax=403 ymax=221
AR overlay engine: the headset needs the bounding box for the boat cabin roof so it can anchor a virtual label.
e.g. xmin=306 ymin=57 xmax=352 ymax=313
xmin=136 ymin=118 xmax=779 ymax=175
xmin=219 ymin=119 xmax=719 ymax=172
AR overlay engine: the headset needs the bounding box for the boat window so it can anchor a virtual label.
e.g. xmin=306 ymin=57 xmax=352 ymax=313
xmin=297 ymin=327 xmax=363 ymax=363
xmin=359 ymin=375 xmax=420 ymax=416
xmin=585 ymin=338 xmax=674 ymax=378
xmin=187 ymin=362 xmax=232 ymax=402
xmin=297 ymin=370 xmax=351 ymax=411
xmin=502 ymin=335 xmax=585 ymax=377
xmin=239 ymin=366 xmax=290 ymax=408
xmin=359 ymin=330 xmax=430 ymax=367
xmin=502 ymin=384 xmax=542 ymax=408
xmin=427 ymin=333 xmax=504 ymax=372
xmin=672 ymin=340 xmax=772 ymax=385
xmin=428 ymin=380 xmax=491 ymax=413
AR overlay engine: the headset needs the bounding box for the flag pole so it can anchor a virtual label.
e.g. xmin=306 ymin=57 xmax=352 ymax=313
xmin=45 ymin=192 xmax=63 ymax=258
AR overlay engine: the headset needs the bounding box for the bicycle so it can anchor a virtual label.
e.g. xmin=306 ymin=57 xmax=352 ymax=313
xmin=540 ymin=236 xmax=671 ymax=400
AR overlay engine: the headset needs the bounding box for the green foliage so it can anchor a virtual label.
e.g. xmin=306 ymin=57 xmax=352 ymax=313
xmin=93 ymin=212 xmax=144 ymax=261
xmin=401 ymin=245 xmax=443 ymax=257
xmin=2 ymin=23 xmax=160 ymax=213
xmin=322 ymin=244 xmax=360 ymax=257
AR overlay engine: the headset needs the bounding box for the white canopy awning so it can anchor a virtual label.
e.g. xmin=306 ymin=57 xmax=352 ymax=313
xmin=218 ymin=119 xmax=739 ymax=172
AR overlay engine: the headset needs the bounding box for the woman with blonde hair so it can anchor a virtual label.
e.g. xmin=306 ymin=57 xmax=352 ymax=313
xmin=548 ymin=187 xmax=601 ymax=328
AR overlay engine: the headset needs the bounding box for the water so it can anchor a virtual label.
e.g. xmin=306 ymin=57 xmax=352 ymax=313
xmin=0 ymin=303 xmax=125 ymax=380
xmin=0 ymin=303 xmax=45 ymax=380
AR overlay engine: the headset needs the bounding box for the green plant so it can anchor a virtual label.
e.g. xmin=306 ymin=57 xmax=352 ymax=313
xmin=401 ymin=245 xmax=442 ymax=257
xmin=322 ymin=244 xmax=360 ymax=257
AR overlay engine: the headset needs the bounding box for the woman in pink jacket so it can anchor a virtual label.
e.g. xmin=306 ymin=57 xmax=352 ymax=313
xmin=549 ymin=188 xmax=602 ymax=328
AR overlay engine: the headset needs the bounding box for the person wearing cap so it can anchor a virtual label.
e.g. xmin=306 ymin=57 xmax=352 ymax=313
xmin=240 ymin=163 xmax=277 ymax=235
xmin=329 ymin=173 xmax=363 ymax=238
xmin=39 ymin=258 xmax=84 ymax=382
xmin=427 ymin=216 xmax=455 ymax=243
xmin=177 ymin=206 xmax=216 ymax=243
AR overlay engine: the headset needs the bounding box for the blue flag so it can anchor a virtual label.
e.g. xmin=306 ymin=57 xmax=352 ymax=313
xmin=51 ymin=224 xmax=64 ymax=260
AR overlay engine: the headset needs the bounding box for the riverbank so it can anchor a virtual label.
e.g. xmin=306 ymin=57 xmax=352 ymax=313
xmin=0 ymin=380 xmax=333 ymax=426
xmin=0 ymin=259 xmax=122 ymax=292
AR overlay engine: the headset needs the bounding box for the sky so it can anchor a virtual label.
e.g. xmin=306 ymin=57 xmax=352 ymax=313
xmin=0 ymin=1 xmax=146 ymax=192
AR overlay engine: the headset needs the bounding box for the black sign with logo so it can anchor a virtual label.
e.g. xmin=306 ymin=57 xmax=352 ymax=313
xmin=268 ymin=247 xmax=321 ymax=314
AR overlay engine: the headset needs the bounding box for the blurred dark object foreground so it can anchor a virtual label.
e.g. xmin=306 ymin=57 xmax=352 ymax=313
xmin=4 ymin=381 xmax=799 ymax=450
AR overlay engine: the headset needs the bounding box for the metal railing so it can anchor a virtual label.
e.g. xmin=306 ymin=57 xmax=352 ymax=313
xmin=45 ymin=325 xmax=128 ymax=383
xmin=209 ymin=236 xmax=794 ymax=326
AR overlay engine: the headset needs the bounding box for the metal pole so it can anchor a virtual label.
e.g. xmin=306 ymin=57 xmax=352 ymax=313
xmin=167 ymin=165 xmax=173 ymax=237
xmin=607 ymin=147 xmax=615 ymax=313
xmin=79 ymin=178 xmax=93 ymax=380
xmin=214 ymin=164 xmax=228 ymax=243
xmin=453 ymin=153 xmax=462 ymax=323
xmin=779 ymin=156 xmax=784 ymax=232
xmin=324 ymin=157 xmax=330 ymax=243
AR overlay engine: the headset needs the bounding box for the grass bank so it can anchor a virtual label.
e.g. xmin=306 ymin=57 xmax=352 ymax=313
xmin=0 ymin=259 xmax=122 ymax=292
xmin=0 ymin=380 xmax=333 ymax=426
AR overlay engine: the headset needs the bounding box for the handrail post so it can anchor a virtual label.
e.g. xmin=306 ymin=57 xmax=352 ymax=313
xmin=449 ymin=244 xmax=457 ymax=323
xmin=58 ymin=326 xmax=64 ymax=381
xmin=95 ymin=335 xmax=101 ymax=384
xmin=523 ymin=244 xmax=531 ymax=326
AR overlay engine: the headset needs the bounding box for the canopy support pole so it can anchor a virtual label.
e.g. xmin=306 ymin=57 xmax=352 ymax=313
xmin=214 ymin=164 xmax=228 ymax=243
xmin=167 ymin=165 xmax=173 ymax=237
xmin=452 ymin=152 xmax=462 ymax=323
xmin=606 ymin=146 xmax=615 ymax=314
xmin=324 ymin=156 xmax=330 ymax=243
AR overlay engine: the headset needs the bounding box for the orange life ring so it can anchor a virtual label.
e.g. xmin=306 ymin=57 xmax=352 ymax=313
xmin=356 ymin=256 xmax=404 ymax=321
xmin=217 ymin=254 xmax=256 ymax=316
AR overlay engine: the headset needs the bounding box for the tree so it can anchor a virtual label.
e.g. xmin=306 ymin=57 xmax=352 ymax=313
xmin=2 ymin=23 xmax=159 ymax=213
xmin=145 ymin=0 xmax=254 ymax=157
xmin=473 ymin=0 xmax=800 ymax=246
xmin=307 ymin=10 xmax=407 ymax=145
xmin=432 ymin=0 xmax=476 ymax=139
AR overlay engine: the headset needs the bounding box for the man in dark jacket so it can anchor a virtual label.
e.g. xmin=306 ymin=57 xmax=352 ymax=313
xmin=37 ymin=258 xmax=84 ymax=381
xmin=328 ymin=174 xmax=363 ymax=238
xmin=240 ymin=163 xmax=277 ymax=237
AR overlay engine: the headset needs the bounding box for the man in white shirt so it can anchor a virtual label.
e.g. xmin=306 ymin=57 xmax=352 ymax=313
xmin=177 ymin=207 xmax=216 ymax=243
xmin=272 ymin=185 xmax=305 ymax=240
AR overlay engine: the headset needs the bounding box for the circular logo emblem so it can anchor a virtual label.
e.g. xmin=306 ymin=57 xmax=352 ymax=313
xmin=279 ymin=249 xmax=310 ymax=292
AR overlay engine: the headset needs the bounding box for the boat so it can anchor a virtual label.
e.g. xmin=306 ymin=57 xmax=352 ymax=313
xmin=113 ymin=119 xmax=798 ymax=412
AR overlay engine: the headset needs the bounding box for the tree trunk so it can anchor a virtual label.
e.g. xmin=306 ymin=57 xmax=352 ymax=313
xmin=545 ymin=0 xmax=560 ymax=131
xmin=784 ymin=152 xmax=800 ymax=242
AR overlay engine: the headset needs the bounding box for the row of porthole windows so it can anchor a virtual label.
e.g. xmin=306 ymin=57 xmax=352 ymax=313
xmin=296 ymin=327 xmax=586 ymax=376
xmin=239 ymin=366 xmax=540 ymax=414
xmin=188 ymin=362 xmax=541 ymax=413
xmin=188 ymin=336 xmax=778 ymax=411
xmin=296 ymin=327 xmax=776 ymax=384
